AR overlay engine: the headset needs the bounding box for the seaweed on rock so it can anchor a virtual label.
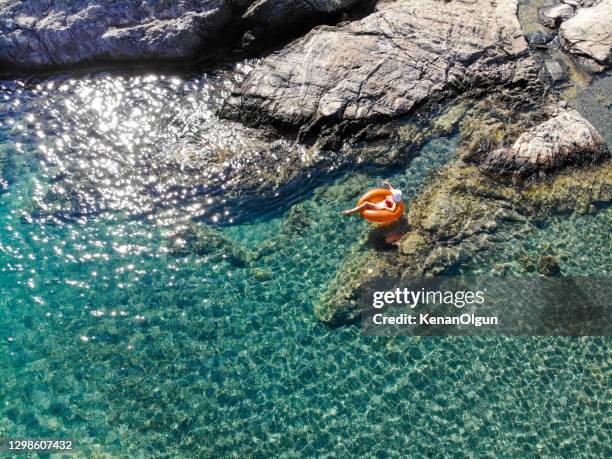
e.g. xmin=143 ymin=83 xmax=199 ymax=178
xmin=315 ymin=100 xmax=611 ymax=325
xmin=316 ymin=159 xmax=612 ymax=324
xmin=170 ymin=223 xmax=256 ymax=267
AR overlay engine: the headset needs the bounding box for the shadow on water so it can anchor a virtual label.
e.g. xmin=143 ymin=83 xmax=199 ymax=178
xmin=204 ymin=159 xmax=424 ymax=226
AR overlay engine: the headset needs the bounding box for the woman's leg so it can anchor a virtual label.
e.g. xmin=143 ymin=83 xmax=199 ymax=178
xmin=343 ymin=201 xmax=379 ymax=216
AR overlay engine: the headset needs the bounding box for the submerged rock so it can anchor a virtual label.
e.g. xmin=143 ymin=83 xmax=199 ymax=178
xmin=315 ymin=248 xmax=394 ymax=324
xmin=281 ymin=204 xmax=311 ymax=235
xmin=559 ymin=0 xmax=612 ymax=69
xmin=485 ymin=106 xmax=609 ymax=175
xmin=538 ymin=255 xmax=562 ymax=276
xmin=0 ymin=0 xmax=367 ymax=69
xmin=171 ymin=223 xmax=255 ymax=267
xmin=252 ymin=267 xmax=273 ymax=281
xmin=0 ymin=144 xmax=13 ymax=192
xmin=223 ymin=0 xmax=537 ymax=143
xmin=544 ymin=59 xmax=567 ymax=82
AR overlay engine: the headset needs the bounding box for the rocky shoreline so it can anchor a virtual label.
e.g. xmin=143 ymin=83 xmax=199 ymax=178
xmin=1 ymin=0 xmax=610 ymax=326
xmin=315 ymin=121 xmax=611 ymax=324
xmin=0 ymin=0 xmax=372 ymax=70
xmin=222 ymin=0 xmax=538 ymax=146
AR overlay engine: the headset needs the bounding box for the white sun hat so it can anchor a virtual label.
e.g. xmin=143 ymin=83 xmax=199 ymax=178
xmin=391 ymin=188 xmax=403 ymax=202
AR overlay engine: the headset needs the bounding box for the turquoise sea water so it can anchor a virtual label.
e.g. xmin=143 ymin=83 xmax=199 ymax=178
xmin=0 ymin=71 xmax=610 ymax=457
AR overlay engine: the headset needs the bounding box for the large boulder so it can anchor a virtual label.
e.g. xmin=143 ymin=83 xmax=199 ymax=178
xmin=223 ymin=0 xmax=538 ymax=142
xmin=485 ymin=106 xmax=609 ymax=175
xmin=0 ymin=0 xmax=367 ymax=69
xmin=559 ymin=0 xmax=612 ymax=68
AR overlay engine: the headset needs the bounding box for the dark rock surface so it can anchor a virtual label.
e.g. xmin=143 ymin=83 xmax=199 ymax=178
xmin=527 ymin=28 xmax=554 ymax=46
xmin=538 ymin=255 xmax=562 ymax=275
xmin=241 ymin=0 xmax=371 ymax=49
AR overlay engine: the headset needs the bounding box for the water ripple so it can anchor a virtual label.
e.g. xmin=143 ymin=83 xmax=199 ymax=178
xmin=1 ymin=66 xmax=286 ymax=228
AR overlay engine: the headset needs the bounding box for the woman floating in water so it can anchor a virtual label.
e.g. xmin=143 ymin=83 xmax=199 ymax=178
xmin=343 ymin=180 xmax=403 ymax=216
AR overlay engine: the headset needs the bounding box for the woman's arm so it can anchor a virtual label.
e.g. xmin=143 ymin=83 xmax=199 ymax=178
xmin=382 ymin=179 xmax=393 ymax=190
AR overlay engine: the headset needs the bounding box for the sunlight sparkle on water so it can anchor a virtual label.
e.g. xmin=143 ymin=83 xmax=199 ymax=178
xmin=1 ymin=70 xmax=282 ymax=229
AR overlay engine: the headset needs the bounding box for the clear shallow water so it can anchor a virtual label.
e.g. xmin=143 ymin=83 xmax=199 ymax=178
xmin=0 ymin=65 xmax=290 ymax=227
xmin=0 ymin=71 xmax=610 ymax=458
xmin=462 ymin=206 xmax=612 ymax=276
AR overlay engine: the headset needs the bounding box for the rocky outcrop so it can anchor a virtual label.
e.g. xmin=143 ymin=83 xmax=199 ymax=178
xmin=485 ymin=105 xmax=609 ymax=175
xmin=0 ymin=0 xmax=231 ymax=68
xmin=531 ymin=1 xmax=611 ymax=73
xmin=223 ymin=0 xmax=538 ymax=143
xmin=315 ymin=159 xmax=612 ymax=324
xmin=559 ymin=0 xmax=612 ymax=68
xmin=0 ymin=0 xmax=367 ymax=69
xmin=314 ymin=95 xmax=611 ymax=324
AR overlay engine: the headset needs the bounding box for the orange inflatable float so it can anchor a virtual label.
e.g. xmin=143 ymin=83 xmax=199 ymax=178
xmin=357 ymin=188 xmax=404 ymax=224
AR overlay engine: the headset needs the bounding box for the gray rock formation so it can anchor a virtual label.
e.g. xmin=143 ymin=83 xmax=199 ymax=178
xmin=527 ymin=28 xmax=554 ymax=46
xmin=544 ymin=59 xmax=567 ymax=82
xmin=485 ymin=106 xmax=609 ymax=175
xmin=539 ymin=3 xmax=575 ymax=27
xmin=223 ymin=0 xmax=538 ymax=142
xmin=559 ymin=0 xmax=612 ymax=68
xmin=0 ymin=0 xmax=367 ymax=69
xmin=0 ymin=0 xmax=231 ymax=68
